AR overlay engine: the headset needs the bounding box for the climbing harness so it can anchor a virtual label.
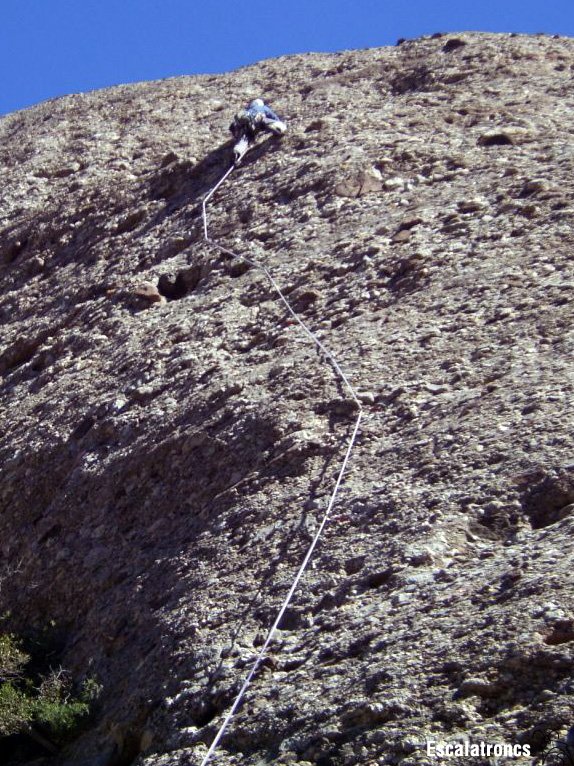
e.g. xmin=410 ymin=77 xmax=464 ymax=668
xmin=232 ymin=135 xmax=250 ymax=164
xmin=198 ymin=148 xmax=363 ymax=765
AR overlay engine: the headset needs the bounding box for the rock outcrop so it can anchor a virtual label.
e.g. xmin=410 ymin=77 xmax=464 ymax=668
xmin=1 ymin=31 xmax=573 ymax=765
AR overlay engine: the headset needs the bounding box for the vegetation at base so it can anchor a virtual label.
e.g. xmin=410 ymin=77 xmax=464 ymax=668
xmin=0 ymin=631 xmax=100 ymax=754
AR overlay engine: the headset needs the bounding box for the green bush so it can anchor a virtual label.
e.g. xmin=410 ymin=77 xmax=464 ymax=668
xmin=0 ymin=632 xmax=97 ymax=750
xmin=33 ymin=697 xmax=90 ymax=741
xmin=0 ymin=682 xmax=34 ymax=736
xmin=0 ymin=633 xmax=28 ymax=682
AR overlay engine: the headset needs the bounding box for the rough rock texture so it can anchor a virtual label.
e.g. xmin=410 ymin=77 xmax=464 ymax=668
xmin=1 ymin=31 xmax=574 ymax=766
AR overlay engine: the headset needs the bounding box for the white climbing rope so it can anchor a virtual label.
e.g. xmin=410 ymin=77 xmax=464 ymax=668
xmin=198 ymin=155 xmax=363 ymax=766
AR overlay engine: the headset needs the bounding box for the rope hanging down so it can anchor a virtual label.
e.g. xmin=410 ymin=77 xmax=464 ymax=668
xmin=198 ymin=156 xmax=363 ymax=766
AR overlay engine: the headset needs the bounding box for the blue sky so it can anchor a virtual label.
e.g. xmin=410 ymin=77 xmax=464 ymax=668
xmin=2 ymin=0 xmax=573 ymax=116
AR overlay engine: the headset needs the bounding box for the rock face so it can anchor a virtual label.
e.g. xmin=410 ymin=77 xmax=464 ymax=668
xmin=1 ymin=31 xmax=574 ymax=766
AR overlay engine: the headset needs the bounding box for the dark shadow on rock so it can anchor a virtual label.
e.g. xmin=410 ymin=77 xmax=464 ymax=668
xmin=147 ymin=140 xmax=236 ymax=210
xmin=521 ymin=466 xmax=574 ymax=529
xmin=201 ymin=428 xmax=342 ymax=690
xmin=141 ymin=134 xmax=284 ymax=241
xmin=0 ymin=379 xmax=335 ymax=740
xmin=0 ymin=134 xmax=285 ymax=304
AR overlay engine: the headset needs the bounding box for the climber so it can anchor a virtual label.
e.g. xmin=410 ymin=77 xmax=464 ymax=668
xmin=229 ymin=98 xmax=287 ymax=163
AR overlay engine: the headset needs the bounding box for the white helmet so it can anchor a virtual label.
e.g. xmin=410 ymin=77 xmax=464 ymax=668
xmin=249 ymin=98 xmax=265 ymax=108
